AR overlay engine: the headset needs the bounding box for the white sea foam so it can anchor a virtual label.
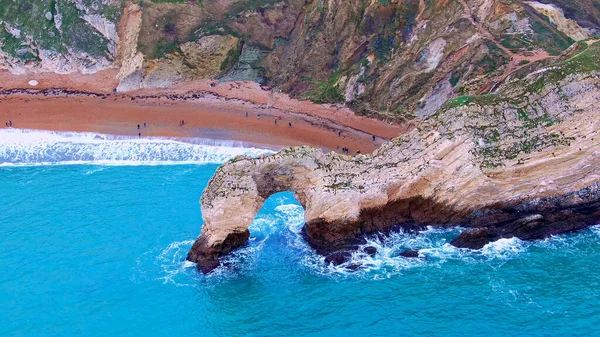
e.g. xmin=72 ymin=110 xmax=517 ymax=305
xmin=178 ymin=202 xmax=536 ymax=280
xmin=145 ymin=206 xmax=596 ymax=281
xmin=591 ymin=225 xmax=600 ymax=237
xmin=0 ymin=129 xmax=273 ymax=165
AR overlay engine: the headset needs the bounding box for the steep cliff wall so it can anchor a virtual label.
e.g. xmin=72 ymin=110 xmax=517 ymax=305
xmin=187 ymin=41 xmax=600 ymax=272
xmin=124 ymin=0 xmax=599 ymax=119
xmin=3 ymin=0 xmax=596 ymax=122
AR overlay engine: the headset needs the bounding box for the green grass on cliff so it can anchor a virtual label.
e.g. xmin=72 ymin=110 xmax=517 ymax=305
xmin=309 ymin=73 xmax=345 ymax=104
xmin=444 ymin=41 xmax=600 ymax=110
xmin=0 ymin=0 xmax=120 ymax=58
xmin=434 ymin=41 xmax=600 ymax=168
xmin=525 ymin=40 xmax=600 ymax=94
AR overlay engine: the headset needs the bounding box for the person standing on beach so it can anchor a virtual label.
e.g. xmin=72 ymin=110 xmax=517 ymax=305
xmin=138 ymin=132 xmax=141 ymax=138
xmin=9 ymin=120 xmax=12 ymax=127
xmin=275 ymin=119 xmax=278 ymax=125
xmin=257 ymin=114 xmax=260 ymax=120
xmin=246 ymin=112 xmax=248 ymax=117
xmin=144 ymin=122 xmax=147 ymax=128
xmin=137 ymin=124 xmax=140 ymax=130
xmin=289 ymin=122 xmax=292 ymax=128
xmin=372 ymin=135 xmax=376 ymax=141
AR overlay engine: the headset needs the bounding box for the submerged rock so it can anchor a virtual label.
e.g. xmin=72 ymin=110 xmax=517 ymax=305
xmin=324 ymin=252 xmax=352 ymax=266
xmin=399 ymin=250 xmax=421 ymax=258
xmin=363 ymin=246 xmax=377 ymax=256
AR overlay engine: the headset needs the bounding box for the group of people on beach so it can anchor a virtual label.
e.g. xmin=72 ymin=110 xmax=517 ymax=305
xmin=137 ymin=122 xmax=147 ymax=138
xmin=247 ymin=112 xmax=293 ymax=128
xmin=5 ymin=120 xmax=12 ymax=127
xmin=244 ymin=110 xmax=379 ymax=155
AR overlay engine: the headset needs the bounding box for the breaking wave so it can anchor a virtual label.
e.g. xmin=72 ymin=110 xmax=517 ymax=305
xmin=148 ymin=203 xmax=600 ymax=282
xmin=0 ymin=129 xmax=273 ymax=165
xmin=210 ymin=204 xmax=599 ymax=279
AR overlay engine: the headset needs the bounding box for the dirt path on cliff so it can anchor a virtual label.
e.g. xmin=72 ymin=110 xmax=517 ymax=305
xmin=457 ymin=0 xmax=553 ymax=92
xmin=0 ymin=70 xmax=407 ymax=154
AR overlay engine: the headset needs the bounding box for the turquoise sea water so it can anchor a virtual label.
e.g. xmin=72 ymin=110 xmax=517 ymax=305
xmin=1 ymin=129 xmax=600 ymax=336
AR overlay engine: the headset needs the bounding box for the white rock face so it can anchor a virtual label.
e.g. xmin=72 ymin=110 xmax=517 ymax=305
xmin=423 ymin=38 xmax=447 ymax=72
xmin=526 ymin=1 xmax=589 ymax=41
xmin=116 ymin=3 xmax=144 ymax=91
xmin=83 ymin=14 xmax=119 ymax=55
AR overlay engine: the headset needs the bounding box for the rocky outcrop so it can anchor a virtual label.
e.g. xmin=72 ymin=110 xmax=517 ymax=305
xmin=187 ymin=45 xmax=600 ymax=272
xmin=117 ymin=34 xmax=240 ymax=91
xmin=525 ymin=1 xmax=589 ymax=41
xmin=0 ymin=0 xmax=121 ymax=75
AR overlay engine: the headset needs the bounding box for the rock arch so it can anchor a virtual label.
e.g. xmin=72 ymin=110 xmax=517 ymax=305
xmin=187 ymin=74 xmax=600 ymax=273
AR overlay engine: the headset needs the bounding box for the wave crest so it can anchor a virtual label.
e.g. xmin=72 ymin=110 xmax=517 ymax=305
xmin=0 ymin=129 xmax=273 ymax=165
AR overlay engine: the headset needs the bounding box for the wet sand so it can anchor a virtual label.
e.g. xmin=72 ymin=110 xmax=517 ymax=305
xmin=0 ymin=70 xmax=410 ymax=153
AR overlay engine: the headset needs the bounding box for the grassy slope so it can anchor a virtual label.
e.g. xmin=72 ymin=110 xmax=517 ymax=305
xmin=0 ymin=0 xmax=123 ymax=59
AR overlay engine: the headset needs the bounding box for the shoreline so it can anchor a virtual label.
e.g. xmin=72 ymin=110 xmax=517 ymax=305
xmin=0 ymin=70 xmax=410 ymax=154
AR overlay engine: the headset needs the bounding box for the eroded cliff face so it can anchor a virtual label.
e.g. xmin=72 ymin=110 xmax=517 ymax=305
xmin=4 ymin=0 xmax=597 ymax=120
xmin=188 ymin=42 xmax=600 ymax=272
xmin=121 ymin=0 xmax=600 ymax=119
xmin=0 ymin=0 xmax=122 ymax=75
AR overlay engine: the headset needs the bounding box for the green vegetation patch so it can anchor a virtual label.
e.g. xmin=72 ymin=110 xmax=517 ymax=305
xmin=56 ymin=0 xmax=109 ymax=57
xmin=0 ymin=0 xmax=118 ymax=59
xmin=530 ymin=19 xmax=573 ymax=56
xmin=0 ymin=23 xmax=38 ymax=61
xmin=310 ymin=73 xmax=345 ymax=104
xmin=220 ymin=46 xmax=240 ymax=71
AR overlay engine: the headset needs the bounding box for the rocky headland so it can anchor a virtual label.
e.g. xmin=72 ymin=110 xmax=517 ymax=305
xmin=2 ymin=0 xmax=599 ymax=273
xmin=188 ymin=42 xmax=600 ymax=272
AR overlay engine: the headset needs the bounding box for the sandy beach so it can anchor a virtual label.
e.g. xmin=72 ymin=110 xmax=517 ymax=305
xmin=0 ymin=70 xmax=409 ymax=153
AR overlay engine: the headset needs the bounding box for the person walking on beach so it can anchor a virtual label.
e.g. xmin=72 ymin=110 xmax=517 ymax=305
xmin=257 ymin=114 xmax=261 ymax=120
xmin=372 ymin=135 xmax=376 ymax=141
xmin=275 ymin=119 xmax=278 ymax=125
xmin=182 ymin=119 xmax=185 ymax=126
xmin=138 ymin=132 xmax=141 ymax=138
xmin=144 ymin=122 xmax=147 ymax=128
xmin=338 ymin=131 xmax=342 ymax=137
xmin=137 ymin=124 xmax=140 ymax=130
xmin=289 ymin=122 xmax=292 ymax=128
xmin=246 ymin=112 xmax=248 ymax=117
xmin=180 ymin=120 xmax=182 ymax=126
xmin=8 ymin=120 xmax=12 ymax=127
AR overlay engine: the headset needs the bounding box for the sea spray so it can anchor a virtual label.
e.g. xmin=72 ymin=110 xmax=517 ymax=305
xmin=0 ymin=129 xmax=273 ymax=165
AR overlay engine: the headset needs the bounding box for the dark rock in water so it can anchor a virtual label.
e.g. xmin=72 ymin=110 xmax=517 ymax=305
xmin=346 ymin=264 xmax=362 ymax=271
xmin=453 ymin=185 xmax=600 ymax=249
xmin=187 ymin=229 xmax=250 ymax=273
xmin=393 ymin=222 xmax=427 ymax=234
xmin=451 ymin=228 xmax=500 ymax=250
xmin=399 ymin=250 xmax=420 ymax=258
xmin=197 ymin=258 xmax=221 ymax=274
xmin=324 ymin=252 xmax=352 ymax=266
xmin=363 ymin=246 xmax=378 ymax=256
